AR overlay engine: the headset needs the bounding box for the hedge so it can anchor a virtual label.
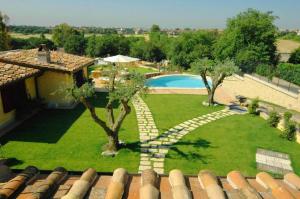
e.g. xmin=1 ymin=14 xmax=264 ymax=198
xmin=276 ymin=63 xmax=300 ymax=86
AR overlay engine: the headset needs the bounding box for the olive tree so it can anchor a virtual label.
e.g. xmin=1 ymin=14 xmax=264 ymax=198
xmin=191 ymin=58 xmax=239 ymax=105
xmin=69 ymin=68 xmax=146 ymax=155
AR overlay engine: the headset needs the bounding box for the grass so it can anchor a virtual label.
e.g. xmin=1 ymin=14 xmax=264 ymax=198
xmin=127 ymin=66 xmax=157 ymax=74
xmin=164 ymin=114 xmax=300 ymax=176
xmin=143 ymin=94 xmax=223 ymax=134
xmin=0 ymin=93 xmax=140 ymax=172
xmin=2 ymin=93 xmax=299 ymax=176
xmin=10 ymin=33 xmax=52 ymax=39
xmin=276 ymin=39 xmax=300 ymax=53
xmin=88 ymin=65 xmax=157 ymax=77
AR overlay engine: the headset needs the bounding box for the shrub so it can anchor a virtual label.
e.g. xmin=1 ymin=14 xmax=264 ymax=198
xmin=248 ymin=98 xmax=259 ymax=114
xmin=276 ymin=63 xmax=300 ymax=86
xmin=255 ymin=64 xmax=274 ymax=78
xmin=289 ymin=47 xmax=300 ymax=64
xmin=281 ymin=121 xmax=296 ymax=141
xmin=283 ymin=111 xmax=292 ymax=123
xmin=267 ymin=111 xmax=280 ymax=127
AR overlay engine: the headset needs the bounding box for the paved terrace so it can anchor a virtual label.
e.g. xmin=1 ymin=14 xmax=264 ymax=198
xmin=1 ymin=166 xmax=300 ymax=199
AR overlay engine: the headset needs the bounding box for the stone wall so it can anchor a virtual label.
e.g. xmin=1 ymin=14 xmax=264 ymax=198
xmin=222 ymin=74 xmax=300 ymax=112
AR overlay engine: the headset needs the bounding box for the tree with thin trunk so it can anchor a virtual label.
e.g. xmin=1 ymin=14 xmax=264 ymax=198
xmin=69 ymin=67 xmax=146 ymax=155
xmin=191 ymin=58 xmax=239 ymax=106
xmin=0 ymin=12 xmax=10 ymax=51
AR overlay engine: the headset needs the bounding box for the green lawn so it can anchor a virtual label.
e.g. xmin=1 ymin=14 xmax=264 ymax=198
xmin=88 ymin=65 xmax=157 ymax=76
xmin=2 ymin=93 xmax=299 ymax=176
xmin=163 ymin=114 xmax=300 ymax=176
xmin=127 ymin=66 xmax=157 ymax=74
xmin=1 ymin=93 xmax=140 ymax=172
xmin=143 ymin=94 xmax=223 ymax=134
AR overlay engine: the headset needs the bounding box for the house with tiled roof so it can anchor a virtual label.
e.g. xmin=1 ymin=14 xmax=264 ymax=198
xmin=0 ymin=45 xmax=94 ymax=131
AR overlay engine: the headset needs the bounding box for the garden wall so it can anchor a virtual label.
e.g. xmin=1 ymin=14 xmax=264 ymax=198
xmin=222 ymin=74 xmax=300 ymax=112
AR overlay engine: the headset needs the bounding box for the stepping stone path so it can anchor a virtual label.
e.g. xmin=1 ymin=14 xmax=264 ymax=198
xmin=132 ymin=95 xmax=236 ymax=174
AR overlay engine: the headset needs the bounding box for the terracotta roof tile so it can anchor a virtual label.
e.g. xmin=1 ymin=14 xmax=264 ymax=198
xmin=0 ymin=49 xmax=94 ymax=72
xmin=284 ymin=172 xmax=300 ymax=190
xmin=256 ymin=172 xmax=295 ymax=199
xmin=2 ymin=166 xmax=300 ymax=199
xmin=0 ymin=62 xmax=41 ymax=88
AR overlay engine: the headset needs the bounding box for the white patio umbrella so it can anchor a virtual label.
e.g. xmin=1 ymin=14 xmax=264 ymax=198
xmin=103 ymin=55 xmax=140 ymax=63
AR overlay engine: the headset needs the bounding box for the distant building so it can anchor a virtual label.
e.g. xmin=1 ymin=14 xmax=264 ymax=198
xmin=134 ymin=28 xmax=144 ymax=35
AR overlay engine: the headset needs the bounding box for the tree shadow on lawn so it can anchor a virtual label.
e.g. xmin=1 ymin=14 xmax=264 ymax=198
xmin=121 ymin=141 xmax=141 ymax=152
xmin=1 ymin=157 xmax=24 ymax=167
xmin=123 ymin=139 xmax=216 ymax=165
xmin=0 ymin=93 xmax=120 ymax=144
xmin=166 ymin=138 xmax=216 ymax=164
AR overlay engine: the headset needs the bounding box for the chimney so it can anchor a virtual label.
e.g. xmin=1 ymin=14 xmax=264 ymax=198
xmin=37 ymin=44 xmax=50 ymax=63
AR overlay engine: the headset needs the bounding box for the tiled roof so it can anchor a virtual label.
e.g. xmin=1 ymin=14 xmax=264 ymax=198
xmin=0 ymin=62 xmax=41 ymax=88
xmin=0 ymin=49 xmax=94 ymax=72
xmin=1 ymin=166 xmax=300 ymax=199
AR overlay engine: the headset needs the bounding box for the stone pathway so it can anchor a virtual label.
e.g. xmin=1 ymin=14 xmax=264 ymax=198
xmin=132 ymin=95 xmax=236 ymax=174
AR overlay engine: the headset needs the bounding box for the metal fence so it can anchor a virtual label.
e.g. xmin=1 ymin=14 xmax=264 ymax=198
xmin=252 ymin=73 xmax=300 ymax=94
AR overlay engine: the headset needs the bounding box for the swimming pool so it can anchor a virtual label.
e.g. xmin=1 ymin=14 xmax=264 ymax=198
xmin=146 ymin=74 xmax=211 ymax=89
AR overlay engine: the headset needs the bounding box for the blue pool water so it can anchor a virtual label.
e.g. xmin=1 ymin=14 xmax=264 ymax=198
xmin=146 ymin=75 xmax=210 ymax=88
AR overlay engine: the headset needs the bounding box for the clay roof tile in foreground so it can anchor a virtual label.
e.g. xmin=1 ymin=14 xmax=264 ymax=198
xmin=0 ymin=49 xmax=94 ymax=73
xmin=0 ymin=62 xmax=41 ymax=88
xmin=1 ymin=166 xmax=300 ymax=199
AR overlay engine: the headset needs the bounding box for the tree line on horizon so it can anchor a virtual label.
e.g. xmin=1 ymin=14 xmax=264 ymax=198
xmin=1 ymin=8 xmax=300 ymax=83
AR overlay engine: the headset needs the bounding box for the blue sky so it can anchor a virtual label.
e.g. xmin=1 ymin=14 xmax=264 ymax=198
xmin=1 ymin=0 xmax=299 ymax=29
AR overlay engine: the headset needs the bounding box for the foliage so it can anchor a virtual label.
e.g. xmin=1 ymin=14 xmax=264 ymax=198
xmin=64 ymin=33 xmax=86 ymax=55
xmin=248 ymin=98 xmax=259 ymax=114
xmin=68 ymin=69 xmax=146 ymax=153
xmin=130 ymin=39 xmax=165 ymax=62
xmin=86 ymin=34 xmax=130 ymax=57
xmin=10 ymin=35 xmax=56 ymax=50
xmin=69 ymin=83 xmax=95 ymax=99
xmin=267 ymin=111 xmax=280 ymax=127
xmin=8 ymin=25 xmax=128 ymax=35
xmin=276 ymin=63 xmax=300 ymax=86
xmin=0 ymin=12 xmax=10 ymax=50
xmin=129 ymin=29 xmax=169 ymax=62
xmin=81 ymin=27 xmax=118 ymax=34
xmin=191 ymin=58 xmax=239 ymax=105
xmin=255 ymin=64 xmax=275 ymax=78
xmin=278 ymin=32 xmax=300 ymax=42
xmin=150 ymin=24 xmax=161 ymax=33
xmin=289 ymin=47 xmax=300 ymax=64
xmin=281 ymin=121 xmax=296 ymax=141
xmin=52 ymin=23 xmax=81 ymax=47
xmin=283 ymin=111 xmax=293 ymax=123
xmin=85 ymin=34 xmax=96 ymax=57
xmin=214 ymin=9 xmax=278 ymax=73
xmin=170 ymin=31 xmax=218 ymax=69
xmin=9 ymin=25 xmax=51 ymax=34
